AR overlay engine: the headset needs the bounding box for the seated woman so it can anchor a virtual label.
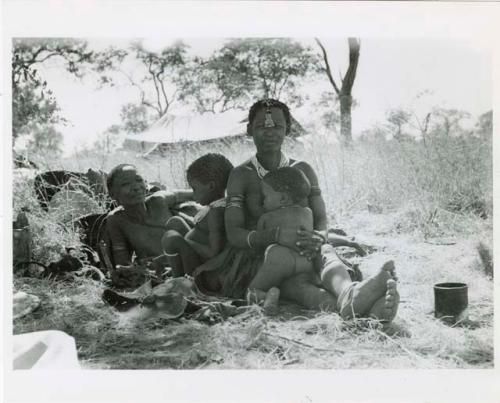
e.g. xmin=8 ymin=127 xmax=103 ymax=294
xmin=197 ymin=99 xmax=399 ymax=322
xmin=104 ymin=163 xmax=194 ymax=286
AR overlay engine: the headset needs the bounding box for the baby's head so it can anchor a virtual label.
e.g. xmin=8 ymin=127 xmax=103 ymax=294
xmin=186 ymin=153 xmax=233 ymax=205
xmin=261 ymin=167 xmax=311 ymax=211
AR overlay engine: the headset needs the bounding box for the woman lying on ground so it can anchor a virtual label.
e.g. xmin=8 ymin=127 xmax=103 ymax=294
xmin=104 ymin=164 xmax=194 ymax=287
xmin=196 ymin=99 xmax=399 ymax=322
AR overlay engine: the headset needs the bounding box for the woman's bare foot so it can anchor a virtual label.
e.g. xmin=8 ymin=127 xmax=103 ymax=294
xmin=368 ymin=279 xmax=399 ymax=323
xmin=339 ymin=260 xmax=396 ymax=319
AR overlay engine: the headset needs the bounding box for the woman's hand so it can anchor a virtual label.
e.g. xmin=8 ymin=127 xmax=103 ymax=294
xmin=296 ymin=228 xmax=326 ymax=259
xmin=349 ymin=241 xmax=367 ymax=257
xmin=277 ymin=226 xmax=326 ymax=259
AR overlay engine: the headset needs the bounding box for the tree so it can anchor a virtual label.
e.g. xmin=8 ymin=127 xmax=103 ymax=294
xmin=99 ymin=41 xmax=189 ymax=120
xmin=179 ymin=38 xmax=318 ymax=114
xmin=312 ymin=91 xmax=341 ymax=132
xmin=119 ymin=103 xmax=152 ymax=135
xmin=26 ymin=123 xmax=63 ymax=157
xmin=12 ymin=38 xmax=96 ymax=140
xmin=92 ymin=124 xmax=122 ymax=154
xmin=430 ymin=108 xmax=471 ymax=137
xmin=475 ymin=110 xmax=492 ymax=139
xmin=386 ymin=108 xmax=412 ymax=140
xmin=315 ymin=38 xmax=360 ymax=143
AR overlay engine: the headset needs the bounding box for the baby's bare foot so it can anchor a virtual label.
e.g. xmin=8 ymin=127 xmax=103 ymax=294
xmin=263 ymin=287 xmax=280 ymax=316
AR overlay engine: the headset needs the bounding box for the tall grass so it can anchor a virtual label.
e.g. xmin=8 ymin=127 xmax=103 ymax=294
xmin=23 ymin=126 xmax=492 ymax=242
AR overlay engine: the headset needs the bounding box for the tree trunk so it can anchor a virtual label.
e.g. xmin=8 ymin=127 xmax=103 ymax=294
xmin=339 ymin=94 xmax=353 ymax=143
xmin=315 ymin=38 xmax=360 ymax=144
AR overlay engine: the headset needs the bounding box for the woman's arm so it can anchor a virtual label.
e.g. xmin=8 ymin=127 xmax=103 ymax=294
xmin=106 ymin=214 xmax=133 ymax=266
xmin=171 ymin=189 xmax=194 ymax=204
xmin=296 ymin=161 xmax=328 ymax=232
xmin=151 ymin=190 xmax=193 ymax=208
xmin=225 ymin=167 xmax=278 ymax=250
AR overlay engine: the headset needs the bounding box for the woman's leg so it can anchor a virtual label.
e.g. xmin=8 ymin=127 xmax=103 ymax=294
xmin=320 ymin=244 xmax=399 ymax=319
xmin=280 ymin=272 xmax=337 ymax=311
xmin=319 ymin=244 xmax=352 ymax=297
xmin=280 ymin=244 xmax=399 ymax=321
xmin=161 ymin=230 xmax=202 ymax=277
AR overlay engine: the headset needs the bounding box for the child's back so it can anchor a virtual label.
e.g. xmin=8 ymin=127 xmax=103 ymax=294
xmin=257 ymin=205 xmax=313 ymax=233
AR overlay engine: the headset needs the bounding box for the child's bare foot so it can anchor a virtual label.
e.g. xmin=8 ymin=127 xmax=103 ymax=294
xmin=263 ymin=287 xmax=280 ymax=316
xmin=338 ymin=260 xmax=396 ymax=319
xmin=368 ymin=279 xmax=399 ymax=323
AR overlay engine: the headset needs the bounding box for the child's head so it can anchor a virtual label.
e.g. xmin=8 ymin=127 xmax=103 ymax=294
xmin=261 ymin=167 xmax=311 ymax=211
xmin=186 ymin=153 xmax=233 ymax=205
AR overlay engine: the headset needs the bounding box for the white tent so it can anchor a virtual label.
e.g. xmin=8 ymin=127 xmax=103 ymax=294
xmin=124 ymin=109 xmax=307 ymax=156
xmin=124 ymin=110 xmax=247 ymax=154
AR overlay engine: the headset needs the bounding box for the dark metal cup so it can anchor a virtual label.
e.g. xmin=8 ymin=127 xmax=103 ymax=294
xmin=434 ymin=282 xmax=468 ymax=324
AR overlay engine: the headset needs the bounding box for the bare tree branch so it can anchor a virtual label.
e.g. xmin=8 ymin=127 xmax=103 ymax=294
xmin=315 ymin=38 xmax=340 ymax=95
xmin=146 ymin=59 xmax=163 ymax=117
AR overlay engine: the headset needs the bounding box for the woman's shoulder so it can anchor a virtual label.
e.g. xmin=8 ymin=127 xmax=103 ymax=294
xmin=107 ymin=205 xmax=124 ymax=217
xmin=232 ymin=159 xmax=256 ymax=175
xmin=289 ymin=158 xmax=311 ymax=170
xmin=106 ymin=206 xmax=125 ymax=226
xmin=289 ymin=159 xmax=318 ymax=184
xmin=228 ymin=160 xmax=258 ymax=184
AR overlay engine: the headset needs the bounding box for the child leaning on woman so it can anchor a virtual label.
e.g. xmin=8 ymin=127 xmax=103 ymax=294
xmin=160 ymin=153 xmax=233 ymax=281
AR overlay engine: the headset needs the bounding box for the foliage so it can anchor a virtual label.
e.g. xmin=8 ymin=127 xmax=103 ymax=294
xmin=25 ymin=123 xmax=64 ymax=157
xmin=119 ymin=103 xmax=153 ymax=135
xmin=474 ymin=110 xmax=492 ymax=139
xmin=12 ymin=38 xmax=95 ymax=139
xmin=92 ymin=124 xmax=122 ymax=154
xmin=179 ymin=38 xmax=318 ymax=114
xmin=386 ymin=108 xmax=413 ymax=140
xmin=97 ymin=41 xmax=189 ymax=120
xmin=429 ymin=108 xmax=472 ymax=137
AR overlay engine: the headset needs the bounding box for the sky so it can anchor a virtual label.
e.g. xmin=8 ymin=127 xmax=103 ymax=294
xmin=24 ymin=37 xmax=492 ymax=155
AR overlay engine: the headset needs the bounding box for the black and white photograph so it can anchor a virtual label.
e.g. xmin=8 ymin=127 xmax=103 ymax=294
xmin=3 ymin=1 xmax=499 ymax=402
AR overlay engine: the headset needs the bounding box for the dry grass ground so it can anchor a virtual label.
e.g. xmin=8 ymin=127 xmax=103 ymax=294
xmin=12 ymin=134 xmax=493 ymax=369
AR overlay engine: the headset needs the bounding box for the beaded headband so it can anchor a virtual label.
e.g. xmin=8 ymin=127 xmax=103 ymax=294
xmin=263 ymin=99 xmax=276 ymax=128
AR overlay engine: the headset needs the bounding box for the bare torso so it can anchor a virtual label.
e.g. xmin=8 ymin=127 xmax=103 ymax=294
xmin=106 ymin=191 xmax=180 ymax=264
xmin=257 ymin=205 xmax=313 ymax=233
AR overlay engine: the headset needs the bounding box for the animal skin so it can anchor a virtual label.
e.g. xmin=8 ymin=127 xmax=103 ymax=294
xmin=34 ymin=169 xmax=109 ymax=211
